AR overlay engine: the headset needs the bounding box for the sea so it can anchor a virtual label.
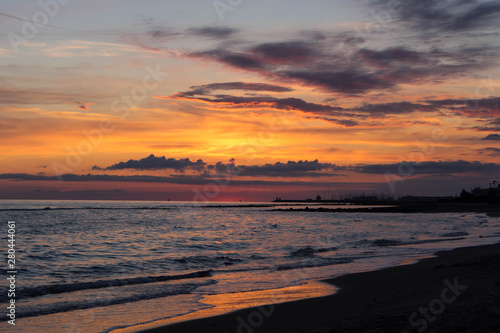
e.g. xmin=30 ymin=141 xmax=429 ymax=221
xmin=1 ymin=200 xmax=499 ymax=333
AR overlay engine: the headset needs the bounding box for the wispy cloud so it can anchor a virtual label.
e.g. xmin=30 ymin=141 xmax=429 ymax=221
xmin=74 ymin=102 xmax=95 ymax=110
xmin=186 ymin=40 xmax=498 ymax=95
xmin=477 ymin=147 xmax=500 ymax=156
xmin=178 ymin=82 xmax=293 ymax=96
xmin=352 ymin=160 xmax=500 ymax=175
xmin=0 ymin=11 xmax=72 ymax=31
xmin=166 ymin=93 xmax=344 ymax=115
xmin=187 ymin=26 xmax=239 ymax=39
xmin=164 ymin=81 xmax=500 ymax=124
xmin=369 ymin=0 xmax=500 ymax=33
xmin=0 ymin=172 xmax=342 ymax=187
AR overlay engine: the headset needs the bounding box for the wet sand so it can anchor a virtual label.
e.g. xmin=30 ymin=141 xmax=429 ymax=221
xmin=139 ymin=242 xmax=500 ymax=333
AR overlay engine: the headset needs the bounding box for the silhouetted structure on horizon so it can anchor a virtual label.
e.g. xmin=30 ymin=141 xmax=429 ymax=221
xmin=460 ymin=181 xmax=500 ymax=204
xmin=273 ymin=181 xmax=500 ymax=205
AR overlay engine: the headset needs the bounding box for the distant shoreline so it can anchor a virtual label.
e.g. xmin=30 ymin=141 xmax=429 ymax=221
xmin=270 ymin=202 xmax=500 ymax=216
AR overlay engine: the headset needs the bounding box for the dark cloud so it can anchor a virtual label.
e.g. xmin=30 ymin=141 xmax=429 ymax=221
xmin=0 ymin=172 xmax=343 ymax=187
xmin=326 ymin=118 xmax=360 ymax=127
xmin=129 ymin=3 xmax=500 ymax=97
xmin=168 ymin=78 xmax=500 ymax=121
xmin=167 ymin=81 xmax=350 ymax=118
xmin=353 ymin=160 xmax=500 ymax=175
xmin=188 ymin=26 xmax=238 ymax=38
xmin=169 ymin=93 xmax=344 ymax=115
xmin=207 ymin=161 xmax=237 ymax=175
xmin=352 ymin=96 xmax=500 ymax=117
xmin=167 ymin=76 xmax=500 ymax=121
xmin=93 ymin=156 xmax=344 ymax=177
xmin=428 ymin=96 xmax=500 ymax=109
xmin=472 ymin=127 xmax=500 ymax=132
xmin=74 ymin=101 xmax=93 ymax=110
xmin=194 ymin=50 xmax=264 ymax=70
xmin=472 ymin=97 xmax=500 ymax=113
xmin=474 ymin=116 xmax=500 ymax=131
xmin=0 ymin=173 xmax=195 ymax=184
xmin=149 ymin=29 xmax=174 ymax=40
xmin=219 ymin=54 xmax=263 ymax=70
xmin=251 ymin=41 xmax=318 ymax=64
xmin=191 ymin=41 xmax=498 ymax=95
xmin=237 ymin=160 xmax=342 ymax=177
xmin=270 ymin=97 xmax=343 ymax=113
xmin=2 ymin=160 xmax=497 ymax=187
xmin=184 ymin=159 xmax=341 ymax=178
xmin=200 ymin=45 xmax=439 ymax=94
xmin=477 ymin=147 xmax=500 ymax=156
xmin=305 ymin=116 xmax=360 ymax=127
xmin=481 ymin=134 xmax=500 ymax=140
xmin=457 ymin=2 xmax=500 ymax=30
xmin=93 ymin=154 xmax=206 ymax=172
xmin=128 ymin=12 xmax=492 ymax=96
xmin=142 ymin=24 xmax=179 ymax=42
xmin=424 ymin=96 xmax=500 ymax=119
xmin=334 ymin=119 xmax=360 ymax=127
xmin=357 ymin=47 xmax=430 ymax=69
xmin=370 ymin=0 xmax=500 ymax=33
xmin=354 ymin=101 xmax=429 ymax=115
xmin=204 ymin=160 xmax=343 ymax=178
xmin=181 ymin=82 xmax=293 ymax=96
xmin=280 ymin=68 xmax=395 ymax=94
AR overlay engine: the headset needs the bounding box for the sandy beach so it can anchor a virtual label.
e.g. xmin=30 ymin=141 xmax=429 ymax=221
xmin=140 ymin=242 xmax=500 ymax=333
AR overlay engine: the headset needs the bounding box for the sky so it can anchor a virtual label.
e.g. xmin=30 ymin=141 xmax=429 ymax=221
xmin=1 ymin=0 xmax=500 ymax=201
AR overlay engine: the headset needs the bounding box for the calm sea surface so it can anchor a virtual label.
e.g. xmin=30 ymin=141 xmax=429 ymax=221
xmin=1 ymin=200 xmax=499 ymax=332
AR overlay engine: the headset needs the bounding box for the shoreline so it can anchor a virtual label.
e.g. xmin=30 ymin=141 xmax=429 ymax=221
xmin=117 ymin=281 xmax=337 ymax=333
xmin=138 ymin=242 xmax=500 ymax=333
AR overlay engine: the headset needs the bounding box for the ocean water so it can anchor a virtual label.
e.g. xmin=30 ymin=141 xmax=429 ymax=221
xmin=1 ymin=200 xmax=499 ymax=332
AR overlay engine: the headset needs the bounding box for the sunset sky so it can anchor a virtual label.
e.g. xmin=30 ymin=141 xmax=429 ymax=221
xmin=1 ymin=0 xmax=500 ymax=201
